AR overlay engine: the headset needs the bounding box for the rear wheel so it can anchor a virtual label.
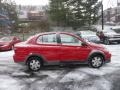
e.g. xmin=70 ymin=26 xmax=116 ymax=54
xmin=89 ymin=55 xmax=104 ymax=68
xmin=27 ymin=57 xmax=42 ymax=71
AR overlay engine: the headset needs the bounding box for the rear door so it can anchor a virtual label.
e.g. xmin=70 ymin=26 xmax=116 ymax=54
xmin=36 ymin=33 xmax=60 ymax=62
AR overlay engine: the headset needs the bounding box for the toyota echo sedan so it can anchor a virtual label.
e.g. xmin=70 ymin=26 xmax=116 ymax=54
xmin=13 ymin=32 xmax=111 ymax=71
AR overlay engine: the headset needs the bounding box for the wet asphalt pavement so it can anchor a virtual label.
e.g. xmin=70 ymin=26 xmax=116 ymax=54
xmin=0 ymin=44 xmax=120 ymax=90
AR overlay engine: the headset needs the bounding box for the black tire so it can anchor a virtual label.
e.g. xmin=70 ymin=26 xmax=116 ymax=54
xmin=89 ymin=55 xmax=104 ymax=68
xmin=27 ymin=57 xmax=42 ymax=72
xmin=104 ymin=38 xmax=110 ymax=45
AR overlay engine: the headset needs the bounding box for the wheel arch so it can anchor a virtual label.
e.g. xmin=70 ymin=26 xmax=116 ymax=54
xmin=25 ymin=53 xmax=46 ymax=65
xmin=88 ymin=51 xmax=105 ymax=61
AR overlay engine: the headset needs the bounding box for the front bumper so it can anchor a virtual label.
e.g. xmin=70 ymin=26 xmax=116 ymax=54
xmin=0 ymin=46 xmax=9 ymax=51
xmin=108 ymin=38 xmax=120 ymax=42
xmin=105 ymin=59 xmax=111 ymax=63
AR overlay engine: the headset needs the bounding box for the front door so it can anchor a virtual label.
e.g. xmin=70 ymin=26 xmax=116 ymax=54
xmin=59 ymin=33 xmax=91 ymax=62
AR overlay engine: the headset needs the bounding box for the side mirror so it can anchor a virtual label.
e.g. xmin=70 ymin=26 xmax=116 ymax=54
xmin=81 ymin=42 xmax=87 ymax=46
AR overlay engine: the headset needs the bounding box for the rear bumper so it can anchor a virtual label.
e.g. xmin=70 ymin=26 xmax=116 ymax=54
xmin=13 ymin=54 xmax=25 ymax=63
xmin=104 ymin=52 xmax=111 ymax=63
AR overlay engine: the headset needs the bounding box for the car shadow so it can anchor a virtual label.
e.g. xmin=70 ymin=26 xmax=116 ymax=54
xmin=42 ymin=64 xmax=89 ymax=70
xmin=22 ymin=64 xmax=89 ymax=74
xmin=11 ymin=64 xmax=87 ymax=80
xmin=13 ymin=64 xmax=88 ymax=80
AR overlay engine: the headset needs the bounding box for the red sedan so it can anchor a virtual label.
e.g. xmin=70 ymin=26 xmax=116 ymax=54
xmin=13 ymin=32 xmax=111 ymax=71
xmin=0 ymin=36 xmax=21 ymax=51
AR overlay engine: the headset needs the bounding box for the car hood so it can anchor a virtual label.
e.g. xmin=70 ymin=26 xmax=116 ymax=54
xmin=87 ymin=42 xmax=105 ymax=49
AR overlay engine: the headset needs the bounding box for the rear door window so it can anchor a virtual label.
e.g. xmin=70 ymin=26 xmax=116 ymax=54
xmin=37 ymin=34 xmax=57 ymax=44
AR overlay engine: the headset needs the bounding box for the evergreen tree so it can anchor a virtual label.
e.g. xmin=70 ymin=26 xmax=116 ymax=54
xmin=49 ymin=0 xmax=69 ymax=26
xmin=49 ymin=0 xmax=101 ymax=28
xmin=0 ymin=0 xmax=18 ymax=31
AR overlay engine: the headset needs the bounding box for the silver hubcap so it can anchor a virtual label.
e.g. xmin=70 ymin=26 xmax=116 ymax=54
xmin=92 ymin=57 xmax=102 ymax=67
xmin=30 ymin=60 xmax=41 ymax=70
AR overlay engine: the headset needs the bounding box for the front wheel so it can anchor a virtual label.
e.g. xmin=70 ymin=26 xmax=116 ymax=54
xmin=27 ymin=57 xmax=42 ymax=71
xmin=89 ymin=55 xmax=104 ymax=68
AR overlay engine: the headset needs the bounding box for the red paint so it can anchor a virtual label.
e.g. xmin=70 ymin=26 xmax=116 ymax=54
xmin=13 ymin=32 xmax=111 ymax=64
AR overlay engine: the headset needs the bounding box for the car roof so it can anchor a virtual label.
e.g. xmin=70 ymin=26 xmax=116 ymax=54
xmin=35 ymin=31 xmax=76 ymax=36
xmin=26 ymin=31 xmax=84 ymax=43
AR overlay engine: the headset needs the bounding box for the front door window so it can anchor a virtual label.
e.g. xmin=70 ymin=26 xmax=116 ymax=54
xmin=60 ymin=34 xmax=81 ymax=46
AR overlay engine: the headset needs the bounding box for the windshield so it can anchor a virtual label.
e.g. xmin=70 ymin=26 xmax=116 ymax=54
xmin=80 ymin=31 xmax=96 ymax=37
xmin=0 ymin=37 xmax=13 ymax=42
xmin=81 ymin=31 xmax=96 ymax=35
xmin=112 ymin=29 xmax=120 ymax=33
xmin=103 ymin=29 xmax=116 ymax=34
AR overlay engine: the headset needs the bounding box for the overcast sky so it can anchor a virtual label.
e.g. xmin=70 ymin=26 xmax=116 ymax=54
xmin=11 ymin=0 xmax=49 ymax=6
xmin=11 ymin=0 xmax=118 ymax=10
xmin=102 ymin=0 xmax=117 ymax=9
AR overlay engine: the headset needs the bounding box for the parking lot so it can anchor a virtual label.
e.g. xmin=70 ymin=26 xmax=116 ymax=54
xmin=0 ymin=44 xmax=120 ymax=90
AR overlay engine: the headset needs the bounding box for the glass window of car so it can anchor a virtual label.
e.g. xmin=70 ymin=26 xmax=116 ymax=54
xmin=37 ymin=34 xmax=57 ymax=44
xmin=111 ymin=29 xmax=120 ymax=33
xmin=0 ymin=37 xmax=13 ymax=42
xmin=81 ymin=31 xmax=96 ymax=35
xmin=103 ymin=29 xmax=116 ymax=34
xmin=60 ymin=34 xmax=81 ymax=46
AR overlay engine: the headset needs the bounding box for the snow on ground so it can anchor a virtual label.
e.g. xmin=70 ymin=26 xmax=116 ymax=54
xmin=0 ymin=50 xmax=14 ymax=64
xmin=0 ymin=44 xmax=120 ymax=90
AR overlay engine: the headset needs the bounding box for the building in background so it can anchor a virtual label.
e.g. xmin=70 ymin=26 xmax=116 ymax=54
xmin=0 ymin=3 xmax=11 ymax=33
xmin=17 ymin=5 xmax=48 ymax=22
xmin=17 ymin=5 xmax=49 ymax=33
xmin=103 ymin=0 xmax=120 ymax=25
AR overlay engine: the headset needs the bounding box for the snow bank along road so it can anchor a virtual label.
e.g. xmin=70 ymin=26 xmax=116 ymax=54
xmin=0 ymin=44 xmax=120 ymax=90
